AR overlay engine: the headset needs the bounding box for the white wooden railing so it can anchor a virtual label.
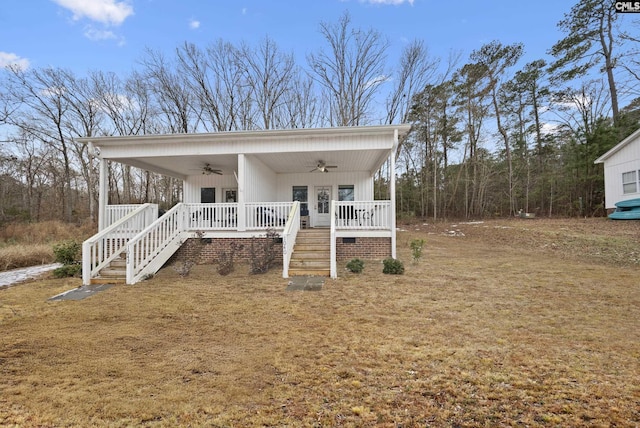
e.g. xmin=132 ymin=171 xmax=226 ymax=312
xmin=183 ymin=203 xmax=238 ymax=230
xmin=334 ymin=201 xmax=392 ymax=230
xmin=105 ymin=204 xmax=148 ymax=228
xmin=330 ymin=201 xmax=337 ymax=279
xmin=282 ymin=201 xmax=300 ymax=278
xmin=82 ymin=203 xmax=158 ymax=285
xmin=245 ymin=202 xmax=294 ymax=230
xmin=126 ymin=203 xmax=185 ymax=284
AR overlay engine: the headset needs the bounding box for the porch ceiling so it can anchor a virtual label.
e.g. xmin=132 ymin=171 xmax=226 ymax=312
xmin=114 ymin=149 xmax=389 ymax=178
xmin=78 ymin=125 xmax=411 ymax=179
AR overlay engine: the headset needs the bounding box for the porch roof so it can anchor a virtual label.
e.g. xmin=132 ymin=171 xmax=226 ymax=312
xmin=77 ymin=125 xmax=411 ymax=180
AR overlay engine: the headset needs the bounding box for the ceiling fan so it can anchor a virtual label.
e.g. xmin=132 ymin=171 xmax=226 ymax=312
xmin=309 ymin=160 xmax=337 ymax=173
xmin=201 ymin=163 xmax=223 ymax=175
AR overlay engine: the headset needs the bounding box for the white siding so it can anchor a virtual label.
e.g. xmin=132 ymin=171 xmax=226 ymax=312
xmin=183 ymin=174 xmax=238 ymax=203
xmin=603 ymin=136 xmax=640 ymax=208
xmin=276 ymin=172 xmax=373 ymax=202
xmin=245 ymin=154 xmax=277 ymax=202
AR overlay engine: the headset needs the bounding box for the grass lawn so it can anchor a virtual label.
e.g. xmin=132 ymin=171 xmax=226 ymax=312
xmin=1 ymin=218 xmax=639 ymax=426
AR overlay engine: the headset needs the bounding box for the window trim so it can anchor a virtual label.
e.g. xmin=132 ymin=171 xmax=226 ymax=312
xmin=622 ymin=170 xmax=639 ymax=195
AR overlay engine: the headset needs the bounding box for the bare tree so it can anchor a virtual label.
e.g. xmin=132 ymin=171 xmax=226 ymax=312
xmin=307 ymin=12 xmax=389 ymax=126
xmin=237 ymin=36 xmax=296 ymax=129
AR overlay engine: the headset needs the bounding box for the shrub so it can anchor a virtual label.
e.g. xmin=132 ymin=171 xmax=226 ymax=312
xmin=217 ymin=242 xmax=243 ymax=276
xmin=249 ymin=229 xmax=279 ymax=274
xmin=173 ymin=231 xmax=205 ymax=277
xmin=346 ymin=258 xmax=364 ymax=273
xmin=52 ymin=240 xmax=81 ymax=265
xmin=53 ymin=263 xmax=82 ymax=278
xmin=382 ymin=258 xmax=404 ymax=275
xmin=410 ymin=238 xmax=425 ymax=263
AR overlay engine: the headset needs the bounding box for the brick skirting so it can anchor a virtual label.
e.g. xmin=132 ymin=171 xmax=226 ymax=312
xmin=171 ymin=236 xmax=392 ymax=266
xmin=171 ymin=237 xmax=283 ymax=265
xmin=336 ymin=237 xmax=391 ymax=260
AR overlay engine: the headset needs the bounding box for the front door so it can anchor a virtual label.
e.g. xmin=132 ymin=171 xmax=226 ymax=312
xmin=315 ymin=186 xmax=331 ymax=227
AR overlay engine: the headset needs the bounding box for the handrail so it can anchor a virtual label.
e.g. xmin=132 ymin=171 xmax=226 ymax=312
xmin=126 ymin=203 xmax=185 ymax=284
xmin=330 ymin=200 xmax=337 ymax=278
xmin=282 ymin=201 xmax=300 ymax=278
xmin=82 ymin=203 xmax=158 ymax=285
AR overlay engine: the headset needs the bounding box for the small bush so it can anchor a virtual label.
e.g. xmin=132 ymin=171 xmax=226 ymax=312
xmin=410 ymin=238 xmax=425 ymax=263
xmin=217 ymin=242 xmax=243 ymax=276
xmin=52 ymin=240 xmax=81 ymax=265
xmin=173 ymin=231 xmax=205 ymax=277
xmin=53 ymin=263 xmax=82 ymax=278
xmin=249 ymin=229 xmax=279 ymax=274
xmin=382 ymin=258 xmax=404 ymax=275
xmin=346 ymin=258 xmax=364 ymax=273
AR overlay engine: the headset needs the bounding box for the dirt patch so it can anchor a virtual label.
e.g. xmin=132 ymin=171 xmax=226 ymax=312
xmin=1 ymin=219 xmax=639 ymax=426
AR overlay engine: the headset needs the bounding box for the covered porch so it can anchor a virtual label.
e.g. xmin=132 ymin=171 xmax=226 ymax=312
xmin=78 ymin=125 xmax=410 ymax=284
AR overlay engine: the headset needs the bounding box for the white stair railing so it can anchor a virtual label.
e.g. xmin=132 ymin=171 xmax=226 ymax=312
xmin=82 ymin=203 xmax=158 ymax=285
xmin=282 ymin=201 xmax=300 ymax=278
xmin=330 ymin=200 xmax=337 ymax=278
xmin=126 ymin=203 xmax=186 ymax=284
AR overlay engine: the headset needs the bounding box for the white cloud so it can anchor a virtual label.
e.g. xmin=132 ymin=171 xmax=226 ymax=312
xmin=241 ymin=7 xmax=248 ymax=15
xmin=361 ymin=0 xmax=414 ymax=4
xmin=84 ymin=27 xmax=117 ymax=41
xmin=51 ymin=0 xmax=133 ymax=26
xmin=189 ymin=19 xmax=200 ymax=29
xmin=0 ymin=52 xmax=30 ymax=70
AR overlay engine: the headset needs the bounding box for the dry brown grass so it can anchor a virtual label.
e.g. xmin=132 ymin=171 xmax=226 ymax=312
xmin=0 ymin=220 xmax=94 ymax=271
xmin=1 ymin=218 xmax=639 ymax=426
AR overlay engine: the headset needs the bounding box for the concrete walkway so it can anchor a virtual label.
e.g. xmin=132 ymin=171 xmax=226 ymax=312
xmin=0 ymin=263 xmax=62 ymax=289
xmin=286 ymin=276 xmax=325 ymax=291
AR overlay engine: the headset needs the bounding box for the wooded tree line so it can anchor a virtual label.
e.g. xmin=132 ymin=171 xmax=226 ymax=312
xmin=1 ymin=2 xmax=639 ymax=225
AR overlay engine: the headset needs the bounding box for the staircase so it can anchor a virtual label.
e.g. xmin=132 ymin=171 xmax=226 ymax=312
xmin=288 ymin=228 xmax=331 ymax=276
xmin=92 ymin=254 xmax=127 ymax=285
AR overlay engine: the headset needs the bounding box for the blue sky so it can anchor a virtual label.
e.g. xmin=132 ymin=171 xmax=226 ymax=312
xmin=1 ymin=0 xmax=585 ymax=77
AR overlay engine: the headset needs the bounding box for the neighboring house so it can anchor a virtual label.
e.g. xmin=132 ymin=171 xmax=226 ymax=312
xmin=78 ymin=124 xmax=411 ymax=285
xmin=594 ymin=127 xmax=640 ymax=210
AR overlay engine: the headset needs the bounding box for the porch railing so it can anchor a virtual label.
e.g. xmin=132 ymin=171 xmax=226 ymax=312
xmin=245 ymin=202 xmax=294 ymax=230
xmin=183 ymin=203 xmax=238 ymax=230
xmin=334 ymin=201 xmax=392 ymax=230
xmin=282 ymin=201 xmax=300 ymax=278
xmin=330 ymin=201 xmax=337 ymax=278
xmin=82 ymin=203 xmax=158 ymax=285
xmin=105 ymin=204 xmax=150 ymax=228
xmin=126 ymin=203 xmax=185 ymax=284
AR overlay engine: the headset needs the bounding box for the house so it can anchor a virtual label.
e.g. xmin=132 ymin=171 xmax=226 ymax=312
xmin=77 ymin=124 xmax=411 ymax=285
xmin=594 ymin=127 xmax=640 ymax=210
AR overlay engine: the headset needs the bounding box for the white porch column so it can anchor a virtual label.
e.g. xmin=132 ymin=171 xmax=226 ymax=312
xmin=237 ymin=154 xmax=246 ymax=231
xmin=390 ymin=129 xmax=398 ymax=259
xmin=98 ymin=157 xmax=108 ymax=231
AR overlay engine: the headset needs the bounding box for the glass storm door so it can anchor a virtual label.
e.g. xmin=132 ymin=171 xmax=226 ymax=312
xmin=315 ymin=186 xmax=331 ymax=227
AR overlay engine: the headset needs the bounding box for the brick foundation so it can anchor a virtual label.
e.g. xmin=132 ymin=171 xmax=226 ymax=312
xmin=171 ymin=237 xmax=283 ymax=265
xmin=171 ymin=236 xmax=392 ymax=266
xmin=336 ymin=237 xmax=392 ymax=260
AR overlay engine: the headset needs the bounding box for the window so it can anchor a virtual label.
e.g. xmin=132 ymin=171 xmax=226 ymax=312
xmin=292 ymin=186 xmax=308 ymax=214
xmin=338 ymin=185 xmax=354 ymax=201
xmin=201 ymin=187 xmax=215 ymax=203
xmin=623 ymin=171 xmax=638 ymax=194
xmin=223 ymin=189 xmax=237 ymax=202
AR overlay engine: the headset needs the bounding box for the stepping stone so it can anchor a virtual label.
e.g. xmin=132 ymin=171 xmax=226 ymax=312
xmin=286 ymin=276 xmax=324 ymax=291
xmin=49 ymin=283 xmax=114 ymax=301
